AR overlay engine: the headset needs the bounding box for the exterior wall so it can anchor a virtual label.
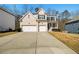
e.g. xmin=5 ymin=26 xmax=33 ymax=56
xmin=38 ymin=21 xmax=48 ymax=31
xmin=0 ymin=9 xmax=15 ymax=31
xmin=39 ymin=21 xmax=47 ymax=30
xmin=39 ymin=21 xmax=47 ymax=25
xmin=33 ymin=14 xmax=38 ymax=19
xmin=65 ymin=22 xmax=79 ymax=33
xmin=20 ymin=12 xmax=38 ymax=28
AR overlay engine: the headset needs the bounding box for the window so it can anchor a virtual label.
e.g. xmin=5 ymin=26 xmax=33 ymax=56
xmin=51 ymin=17 xmax=55 ymax=20
xmin=47 ymin=16 xmax=55 ymax=21
xmin=38 ymin=15 xmax=45 ymax=19
xmin=28 ymin=15 xmax=30 ymax=18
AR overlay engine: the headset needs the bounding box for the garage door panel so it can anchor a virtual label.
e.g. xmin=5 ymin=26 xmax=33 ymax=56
xmin=22 ymin=26 xmax=37 ymax=32
xmin=39 ymin=26 xmax=47 ymax=32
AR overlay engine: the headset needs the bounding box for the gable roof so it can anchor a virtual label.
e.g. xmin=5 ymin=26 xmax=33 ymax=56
xmin=66 ymin=19 xmax=79 ymax=25
xmin=37 ymin=8 xmax=44 ymax=13
xmin=19 ymin=11 xmax=37 ymax=21
xmin=0 ymin=8 xmax=15 ymax=17
xmin=36 ymin=8 xmax=47 ymax=15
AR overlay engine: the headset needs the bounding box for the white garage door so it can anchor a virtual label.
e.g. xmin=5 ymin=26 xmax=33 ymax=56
xmin=22 ymin=26 xmax=37 ymax=32
xmin=39 ymin=26 xmax=47 ymax=32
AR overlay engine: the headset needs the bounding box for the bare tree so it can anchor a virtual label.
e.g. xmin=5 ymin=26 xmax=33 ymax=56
xmin=13 ymin=4 xmax=17 ymax=16
xmin=0 ymin=4 xmax=14 ymax=15
xmin=62 ymin=10 xmax=71 ymax=19
xmin=22 ymin=4 xmax=34 ymax=14
xmin=75 ymin=10 xmax=79 ymax=16
xmin=22 ymin=4 xmax=28 ymax=13
xmin=29 ymin=6 xmax=34 ymax=12
xmin=35 ymin=7 xmax=39 ymax=12
xmin=0 ymin=4 xmax=4 ymax=8
xmin=71 ymin=10 xmax=79 ymax=20
xmin=0 ymin=4 xmax=6 ymax=8
xmin=47 ymin=8 xmax=52 ymax=16
xmin=47 ymin=8 xmax=58 ymax=16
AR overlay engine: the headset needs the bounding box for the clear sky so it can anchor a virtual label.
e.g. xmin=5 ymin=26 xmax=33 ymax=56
xmin=1 ymin=4 xmax=79 ymax=15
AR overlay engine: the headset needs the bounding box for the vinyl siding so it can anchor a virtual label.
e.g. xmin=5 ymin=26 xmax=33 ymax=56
xmin=65 ymin=22 xmax=79 ymax=33
xmin=0 ymin=9 xmax=15 ymax=31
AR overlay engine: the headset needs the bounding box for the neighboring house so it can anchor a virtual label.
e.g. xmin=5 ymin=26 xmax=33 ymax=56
xmin=20 ymin=8 xmax=58 ymax=32
xmin=65 ymin=19 xmax=79 ymax=33
xmin=0 ymin=8 xmax=16 ymax=32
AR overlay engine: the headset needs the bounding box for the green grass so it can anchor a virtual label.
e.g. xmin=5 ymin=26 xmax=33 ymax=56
xmin=49 ymin=32 xmax=79 ymax=54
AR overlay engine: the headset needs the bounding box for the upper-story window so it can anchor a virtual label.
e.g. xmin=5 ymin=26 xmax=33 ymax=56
xmin=28 ymin=15 xmax=30 ymax=18
xmin=47 ymin=16 xmax=56 ymax=21
xmin=38 ymin=15 xmax=45 ymax=19
xmin=51 ymin=17 xmax=55 ymax=20
xmin=47 ymin=17 xmax=50 ymax=20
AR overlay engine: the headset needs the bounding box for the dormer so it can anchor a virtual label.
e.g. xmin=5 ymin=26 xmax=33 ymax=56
xmin=37 ymin=8 xmax=45 ymax=15
xmin=35 ymin=8 xmax=47 ymax=20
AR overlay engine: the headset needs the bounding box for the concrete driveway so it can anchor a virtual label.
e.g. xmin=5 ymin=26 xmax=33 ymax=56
xmin=0 ymin=32 xmax=76 ymax=54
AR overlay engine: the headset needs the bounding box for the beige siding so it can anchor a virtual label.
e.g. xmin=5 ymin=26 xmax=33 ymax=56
xmin=39 ymin=22 xmax=47 ymax=26
xmin=20 ymin=12 xmax=38 ymax=28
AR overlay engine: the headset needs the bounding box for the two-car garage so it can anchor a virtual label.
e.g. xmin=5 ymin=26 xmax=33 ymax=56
xmin=22 ymin=25 xmax=47 ymax=32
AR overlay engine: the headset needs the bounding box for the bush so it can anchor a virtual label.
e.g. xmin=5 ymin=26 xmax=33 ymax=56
xmin=16 ymin=28 xmax=21 ymax=32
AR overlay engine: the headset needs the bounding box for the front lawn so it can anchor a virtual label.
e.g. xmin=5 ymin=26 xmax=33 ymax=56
xmin=49 ymin=32 xmax=79 ymax=54
xmin=0 ymin=32 xmax=17 ymax=37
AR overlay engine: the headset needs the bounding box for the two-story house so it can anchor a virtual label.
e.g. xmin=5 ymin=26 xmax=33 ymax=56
xmin=20 ymin=8 xmax=58 ymax=32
